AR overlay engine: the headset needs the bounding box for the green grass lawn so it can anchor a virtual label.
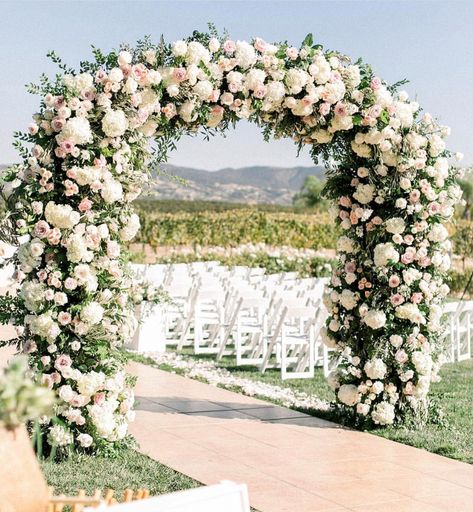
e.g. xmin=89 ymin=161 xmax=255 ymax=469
xmin=149 ymin=350 xmax=473 ymax=465
xmin=42 ymin=449 xmax=200 ymax=498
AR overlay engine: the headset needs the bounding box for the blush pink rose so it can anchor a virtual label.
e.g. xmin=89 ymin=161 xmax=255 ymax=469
xmin=55 ymin=354 xmax=72 ymax=371
xmin=64 ymin=277 xmax=78 ymax=290
xmin=390 ymin=293 xmax=405 ymax=306
xmin=34 ymin=220 xmax=50 ymax=238
xmin=79 ymin=198 xmax=93 ymax=212
xmin=58 ymin=312 xmax=72 ymax=325
xmin=395 ymin=350 xmax=409 ymax=364
xmin=223 ymin=40 xmax=236 ymax=54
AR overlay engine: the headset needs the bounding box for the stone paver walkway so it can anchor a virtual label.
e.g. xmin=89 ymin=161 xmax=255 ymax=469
xmin=128 ymin=361 xmax=473 ymax=512
xmin=1 ymin=342 xmax=472 ymax=511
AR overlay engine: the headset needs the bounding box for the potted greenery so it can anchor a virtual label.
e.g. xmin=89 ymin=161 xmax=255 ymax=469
xmin=0 ymin=356 xmax=55 ymax=512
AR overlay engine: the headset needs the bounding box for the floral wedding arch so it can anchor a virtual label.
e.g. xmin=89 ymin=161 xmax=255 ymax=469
xmin=0 ymin=29 xmax=461 ymax=453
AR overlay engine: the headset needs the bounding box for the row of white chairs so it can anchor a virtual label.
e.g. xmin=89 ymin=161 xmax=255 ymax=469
xmin=132 ymin=262 xmax=473 ymax=375
xmin=131 ymin=262 xmax=332 ymax=379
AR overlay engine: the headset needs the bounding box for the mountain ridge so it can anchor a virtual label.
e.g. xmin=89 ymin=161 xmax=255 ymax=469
xmin=0 ymin=163 xmax=325 ymax=205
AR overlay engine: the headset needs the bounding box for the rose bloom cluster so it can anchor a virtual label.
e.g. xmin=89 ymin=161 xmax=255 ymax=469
xmin=1 ymin=31 xmax=461 ymax=451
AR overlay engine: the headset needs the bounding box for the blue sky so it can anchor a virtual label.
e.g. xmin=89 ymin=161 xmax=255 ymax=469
xmin=1 ymin=0 xmax=472 ymax=170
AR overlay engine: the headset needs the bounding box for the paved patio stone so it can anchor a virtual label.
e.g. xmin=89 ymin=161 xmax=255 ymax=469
xmin=127 ymin=361 xmax=473 ymax=512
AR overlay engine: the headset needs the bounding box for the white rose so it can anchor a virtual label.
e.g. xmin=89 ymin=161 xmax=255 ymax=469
xmin=364 ymin=358 xmax=387 ymax=379
xmin=77 ymin=433 xmax=94 ymax=448
xmin=320 ymin=327 xmax=338 ymax=349
xmin=389 ymin=335 xmax=403 ymax=348
xmin=395 ymin=303 xmax=426 ymax=324
xmin=339 ymin=289 xmax=358 ymax=310
xmin=172 ymin=40 xmax=188 ymax=57
xmin=119 ymin=213 xmax=140 ymax=241
xmin=118 ymin=50 xmax=132 ymax=66
xmin=364 ymin=310 xmax=387 ymax=330
xmin=108 ymin=67 xmax=124 ymax=83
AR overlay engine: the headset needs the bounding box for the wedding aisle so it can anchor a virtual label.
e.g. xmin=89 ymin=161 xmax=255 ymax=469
xmin=128 ymin=361 xmax=473 ymax=512
xmin=1 ymin=341 xmax=472 ymax=511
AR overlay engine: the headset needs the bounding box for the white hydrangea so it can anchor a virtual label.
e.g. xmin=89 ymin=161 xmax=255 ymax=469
xmin=67 ymin=234 xmax=92 ymax=263
xmin=385 ymin=217 xmax=406 ymax=235
xmin=20 ymin=280 xmax=45 ymax=312
xmin=374 ymin=243 xmax=400 ymax=268
xmin=172 ymin=40 xmax=188 ymax=57
xmin=353 ymin=183 xmax=375 ymax=205
xmin=285 ymin=68 xmax=309 ymax=94
xmin=74 ymin=165 xmax=100 ymax=186
xmin=371 ymin=401 xmax=395 ymax=425
xmin=48 ymin=425 xmax=73 ymax=446
xmin=235 ymin=41 xmax=257 ymax=69
xmin=411 ymin=351 xmax=433 ymax=375
xmin=193 ymin=80 xmax=213 ymax=100
xmin=402 ymin=268 xmax=422 ymax=286
xmin=101 ymin=178 xmax=123 ymax=204
xmin=57 ymin=116 xmax=93 ymax=145
xmin=337 ymin=236 xmax=356 ymax=253
xmin=186 ymin=41 xmax=211 ymax=65
xmin=102 ymin=110 xmax=129 ymax=138
xmin=427 ymin=223 xmax=448 ymax=243
xmin=80 ymin=302 xmax=104 ymax=325
xmin=45 ymin=201 xmax=80 ymax=229
xmin=337 ymin=384 xmax=361 ymax=406
xmin=364 ymin=358 xmax=387 ymax=379
xmin=27 ymin=312 xmax=60 ymax=341
xmin=77 ymin=370 xmax=106 ymax=397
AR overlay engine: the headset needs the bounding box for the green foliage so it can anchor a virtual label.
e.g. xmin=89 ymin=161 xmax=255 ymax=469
xmin=0 ymin=357 xmax=56 ymax=429
xmin=447 ymin=269 xmax=473 ymax=298
xmin=458 ymin=176 xmax=473 ymax=219
xmin=135 ymin=199 xmax=297 ymax=213
xmin=451 ymin=221 xmax=473 ymax=266
xmin=293 ymin=175 xmax=328 ymax=209
xmin=134 ymin=208 xmax=339 ymax=249
xmin=42 ymin=450 xmax=200 ymax=497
